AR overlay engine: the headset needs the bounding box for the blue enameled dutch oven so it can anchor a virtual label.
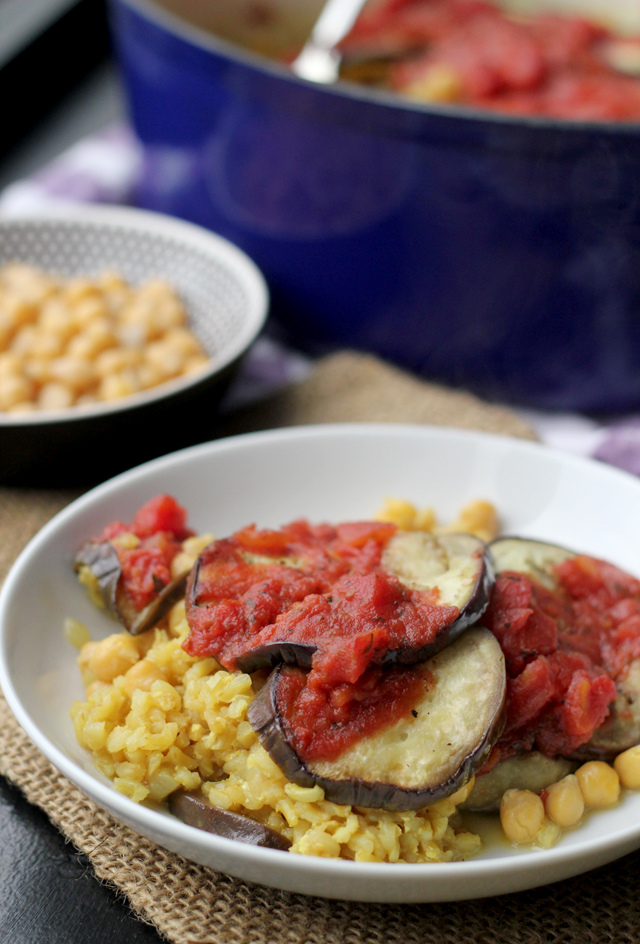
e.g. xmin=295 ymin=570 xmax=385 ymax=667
xmin=108 ymin=0 xmax=640 ymax=411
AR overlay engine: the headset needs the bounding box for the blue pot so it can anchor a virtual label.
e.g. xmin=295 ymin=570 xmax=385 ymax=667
xmin=109 ymin=0 xmax=640 ymax=410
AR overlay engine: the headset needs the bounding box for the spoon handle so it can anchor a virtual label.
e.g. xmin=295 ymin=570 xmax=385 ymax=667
xmin=291 ymin=0 xmax=369 ymax=83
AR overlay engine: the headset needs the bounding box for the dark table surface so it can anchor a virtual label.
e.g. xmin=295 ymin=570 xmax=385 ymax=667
xmin=0 ymin=777 xmax=165 ymax=943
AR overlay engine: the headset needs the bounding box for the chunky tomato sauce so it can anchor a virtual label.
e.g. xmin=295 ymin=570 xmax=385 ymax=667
xmin=275 ymin=663 xmax=434 ymax=763
xmin=340 ymin=0 xmax=640 ymax=121
xmin=184 ymin=519 xmax=459 ymax=691
xmin=98 ymin=494 xmax=192 ymax=612
xmin=481 ymin=553 xmax=640 ymax=765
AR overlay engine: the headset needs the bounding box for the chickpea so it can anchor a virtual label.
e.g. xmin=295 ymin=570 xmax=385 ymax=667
xmin=575 ymin=761 xmax=620 ymax=808
xmin=375 ymin=498 xmax=419 ymax=529
xmin=84 ymin=632 xmax=140 ymax=683
xmin=39 ymin=299 xmax=77 ymax=342
xmin=38 ymin=381 xmax=74 ymax=411
xmin=70 ymin=324 xmax=116 ymax=360
xmin=10 ymin=325 xmax=38 ymax=356
xmin=443 ymin=500 xmax=499 ymax=543
xmin=22 ymin=357 xmax=52 ymax=384
xmin=61 ymin=277 xmax=100 ymax=305
xmin=500 ymin=789 xmax=545 ymax=843
xmin=1 ymin=294 xmax=37 ymax=330
xmin=98 ymin=370 xmax=141 ymax=401
xmin=184 ymin=354 xmax=209 ymax=376
xmin=614 ymin=745 xmax=640 ymax=790
xmin=95 ymin=347 xmax=142 ymax=378
xmin=544 ymin=774 xmax=585 ymax=827
xmin=164 ymin=327 xmax=203 ymax=359
xmin=122 ymin=658 xmax=167 ymax=697
xmin=0 ymin=373 xmax=34 ymax=410
xmin=0 ymin=351 xmax=23 ymax=376
xmin=49 ymin=355 xmax=96 ymax=393
xmin=137 ymin=362 xmax=165 ymax=389
xmin=144 ymin=340 xmax=186 ymax=380
xmin=72 ymin=295 xmax=109 ymax=328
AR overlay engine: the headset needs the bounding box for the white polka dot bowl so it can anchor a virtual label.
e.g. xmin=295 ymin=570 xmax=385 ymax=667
xmin=0 ymin=205 xmax=269 ymax=487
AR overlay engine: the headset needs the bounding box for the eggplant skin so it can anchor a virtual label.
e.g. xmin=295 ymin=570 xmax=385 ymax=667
xmin=74 ymin=541 xmax=122 ymax=620
xmin=74 ymin=540 xmax=189 ymax=636
xmin=168 ymin=790 xmax=291 ymax=850
xmin=248 ymin=627 xmax=506 ymax=812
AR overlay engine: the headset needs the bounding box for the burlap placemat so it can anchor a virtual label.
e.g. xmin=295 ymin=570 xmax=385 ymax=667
xmin=1 ymin=352 xmax=639 ymax=944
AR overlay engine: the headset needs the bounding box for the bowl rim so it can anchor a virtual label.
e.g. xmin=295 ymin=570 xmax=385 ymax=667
xmin=0 ymin=203 xmax=269 ymax=427
xmin=112 ymin=0 xmax=640 ymax=135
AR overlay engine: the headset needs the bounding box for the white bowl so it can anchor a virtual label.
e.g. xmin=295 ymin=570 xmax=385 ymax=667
xmin=1 ymin=424 xmax=640 ymax=902
xmin=0 ymin=204 xmax=268 ymax=485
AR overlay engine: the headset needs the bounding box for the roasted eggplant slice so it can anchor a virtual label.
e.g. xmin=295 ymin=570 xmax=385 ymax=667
xmin=248 ymin=627 xmax=506 ymax=811
xmin=168 ymin=790 xmax=291 ymax=850
xmin=461 ymin=753 xmax=576 ymax=812
xmin=574 ymin=659 xmax=640 ymax=759
xmin=488 ymin=537 xmax=574 ymax=591
xmin=74 ymin=541 xmax=189 ymax=636
xmin=187 ymin=527 xmax=493 ymax=682
xmin=380 ymin=531 xmax=493 ymax=662
xmin=488 ymin=536 xmax=640 ymax=759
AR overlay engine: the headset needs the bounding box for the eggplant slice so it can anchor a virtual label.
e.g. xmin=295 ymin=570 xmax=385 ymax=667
xmin=489 ymin=535 xmax=640 ymax=759
xmin=74 ymin=541 xmax=189 ymax=636
xmin=169 ymin=790 xmax=291 ymax=850
xmin=461 ymin=753 xmax=576 ymax=812
xmin=488 ymin=537 xmax=574 ymax=591
xmin=248 ymin=627 xmax=506 ymax=811
xmin=381 ymin=531 xmax=493 ymax=662
xmin=574 ymin=659 xmax=640 ymax=759
xmin=236 ymin=531 xmax=493 ymax=674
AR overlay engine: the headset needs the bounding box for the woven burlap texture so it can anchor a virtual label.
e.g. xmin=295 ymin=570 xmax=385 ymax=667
xmin=2 ymin=352 xmax=639 ymax=944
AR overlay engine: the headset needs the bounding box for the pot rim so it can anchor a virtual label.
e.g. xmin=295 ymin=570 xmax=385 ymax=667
xmin=112 ymin=0 xmax=640 ymax=136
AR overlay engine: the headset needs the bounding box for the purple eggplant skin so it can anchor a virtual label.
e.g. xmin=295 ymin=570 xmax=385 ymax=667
xmin=237 ymin=531 xmax=494 ymax=675
xmin=168 ymin=790 xmax=291 ymax=850
xmin=74 ymin=540 xmax=189 ymax=636
xmin=74 ymin=541 xmax=122 ymax=620
xmin=248 ymin=627 xmax=506 ymax=812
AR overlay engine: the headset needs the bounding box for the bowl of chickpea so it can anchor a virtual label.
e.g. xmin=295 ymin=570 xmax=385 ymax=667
xmin=0 ymin=205 xmax=269 ymax=486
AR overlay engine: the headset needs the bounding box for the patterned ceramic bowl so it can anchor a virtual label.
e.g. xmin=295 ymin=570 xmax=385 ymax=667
xmin=0 ymin=205 xmax=269 ymax=486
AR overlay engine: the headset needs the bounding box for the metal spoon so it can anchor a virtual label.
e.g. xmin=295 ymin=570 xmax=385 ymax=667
xmin=290 ymin=0 xmax=370 ymax=83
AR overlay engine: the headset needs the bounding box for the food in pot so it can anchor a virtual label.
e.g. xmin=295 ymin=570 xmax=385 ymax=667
xmin=338 ymin=0 xmax=640 ymax=121
xmin=70 ymin=495 xmax=640 ymax=859
xmin=0 ymin=264 xmax=209 ymax=413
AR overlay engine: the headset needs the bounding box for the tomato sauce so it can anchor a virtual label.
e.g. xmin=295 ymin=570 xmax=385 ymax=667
xmin=340 ymin=0 xmax=640 ymax=121
xmin=481 ymin=554 xmax=640 ymax=765
xmin=184 ymin=519 xmax=460 ymax=692
xmin=275 ymin=662 xmax=434 ymax=763
xmin=98 ymin=494 xmax=192 ymax=612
